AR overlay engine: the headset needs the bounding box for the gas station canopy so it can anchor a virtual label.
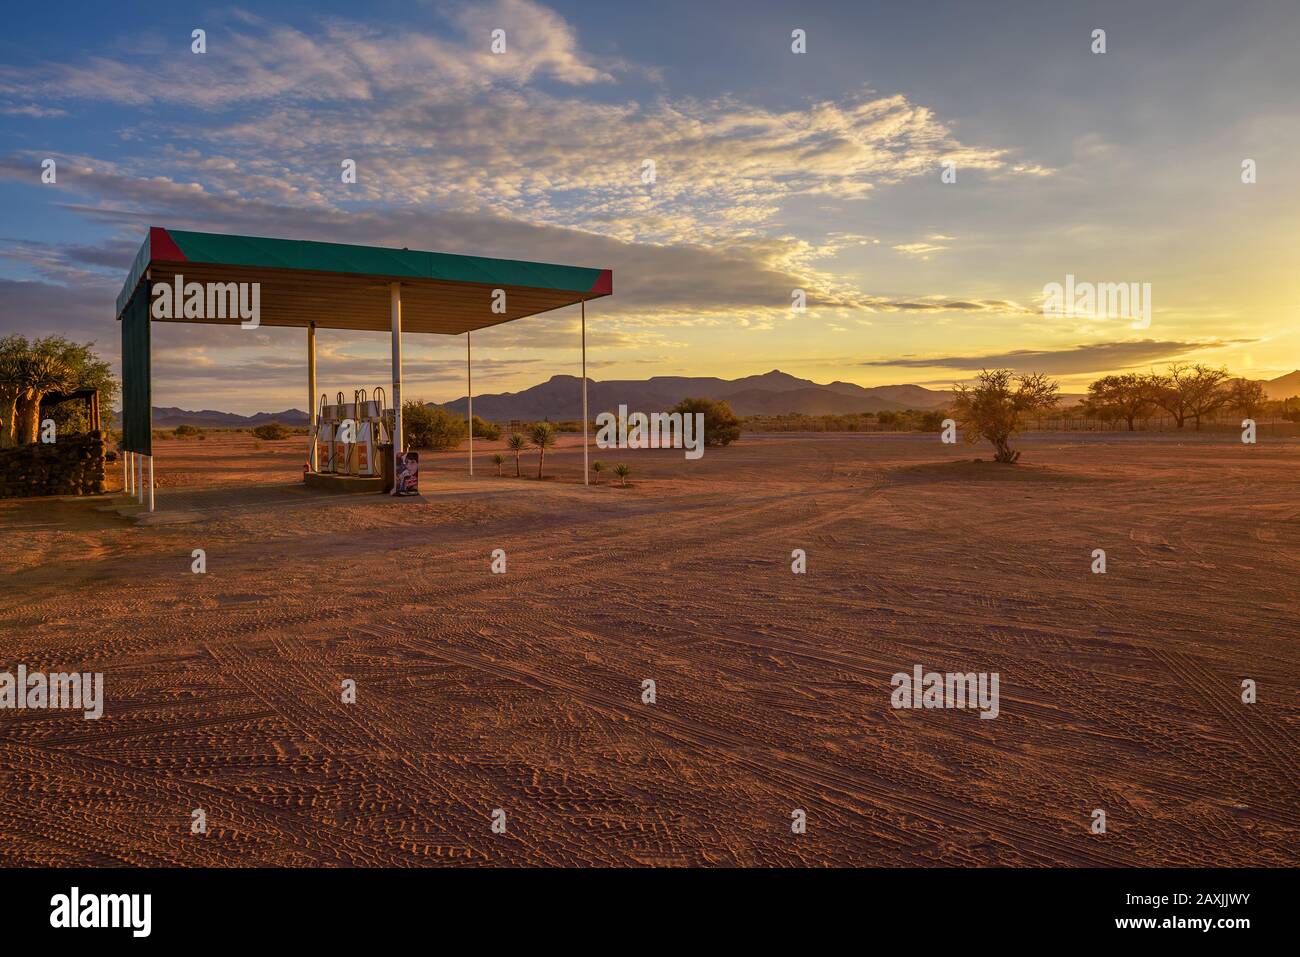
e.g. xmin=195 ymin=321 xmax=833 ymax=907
xmin=115 ymin=226 xmax=611 ymax=500
xmin=115 ymin=227 xmax=613 ymax=334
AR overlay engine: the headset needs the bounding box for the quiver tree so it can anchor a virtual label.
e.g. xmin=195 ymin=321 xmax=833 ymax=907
xmin=1 ymin=335 xmax=115 ymax=446
xmin=0 ymin=335 xmax=24 ymax=447
xmin=14 ymin=352 xmax=72 ymax=445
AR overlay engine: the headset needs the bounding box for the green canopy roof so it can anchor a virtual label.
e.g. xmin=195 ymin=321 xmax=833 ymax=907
xmin=116 ymin=227 xmax=612 ymax=335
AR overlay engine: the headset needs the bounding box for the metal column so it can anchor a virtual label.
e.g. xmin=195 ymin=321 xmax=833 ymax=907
xmin=581 ymin=299 xmax=588 ymax=486
xmin=390 ymin=283 xmax=403 ymax=491
xmin=307 ymin=321 xmax=317 ymax=471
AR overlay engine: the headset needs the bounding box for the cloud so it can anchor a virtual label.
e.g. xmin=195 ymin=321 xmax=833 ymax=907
xmin=862 ymin=339 xmax=1257 ymax=375
xmin=892 ymin=241 xmax=947 ymax=259
xmin=0 ymin=159 xmax=1021 ymax=325
xmin=0 ymin=1 xmax=1020 ymax=247
xmin=0 ymin=277 xmax=120 ymax=344
xmin=0 ymin=1 xmax=619 ymax=110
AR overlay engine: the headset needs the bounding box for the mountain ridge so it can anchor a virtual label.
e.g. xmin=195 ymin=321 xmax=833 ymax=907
xmin=130 ymin=369 xmax=1300 ymax=426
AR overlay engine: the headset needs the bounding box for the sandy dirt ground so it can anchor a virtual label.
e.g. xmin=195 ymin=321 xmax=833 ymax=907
xmin=0 ymin=429 xmax=1296 ymax=866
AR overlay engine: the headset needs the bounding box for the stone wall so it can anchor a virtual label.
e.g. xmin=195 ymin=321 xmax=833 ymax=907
xmin=0 ymin=431 xmax=107 ymax=498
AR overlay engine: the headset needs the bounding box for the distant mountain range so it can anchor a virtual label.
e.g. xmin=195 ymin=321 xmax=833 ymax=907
xmin=438 ymin=369 xmax=955 ymax=419
xmin=1264 ymin=369 xmax=1300 ymax=400
xmin=126 ymin=368 xmax=1300 ymax=427
xmin=148 ymin=406 xmax=311 ymax=428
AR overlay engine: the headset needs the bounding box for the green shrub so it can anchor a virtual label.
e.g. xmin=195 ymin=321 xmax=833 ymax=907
xmin=252 ymin=422 xmax=292 ymax=441
xmin=403 ymin=400 xmax=467 ymax=450
xmin=174 ymin=424 xmax=202 ymax=437
xmin=472 ymin=416 xmax=501 ymax=441
xmin=671 ymin=397 xmax=741 ymax=446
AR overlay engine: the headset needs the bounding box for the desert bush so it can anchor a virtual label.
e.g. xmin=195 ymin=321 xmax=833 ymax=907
xmin=491 ymin=452 xmax=505 ymax=475
xmin=671 ymin=396 xmax=740 ymax=446
xmin=403 ymin=401 xmax=467 ymax=451
xmin=613 ymin=463 xmax=630 ymax=486
xmin=472 ymin=416 xmax=501 ymax=441
xmin=591 ymin=460 xmax=605 ymax=484
xmin=742 ymin=413 xmax=876 ymax=433
xmin=252 ymin=421 xmax=292 ymax=441
xmin=174 ymin=424 xmax=203 ymax=437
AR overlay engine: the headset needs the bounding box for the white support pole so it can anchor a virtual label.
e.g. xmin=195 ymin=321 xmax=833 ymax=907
xmin=307 ymin=321 xmax=317 ymax=472
xmin=390 ymin=283 xmax=403 ymax=492
xmin=467 ymin=331 xmax=473 ymax=476
xmin=123 ymin=451 xmax=131 ymax=494
xmin=136 ymin=453 xmax=144 ymax=504
xmin=147 ymin=455 xmax=154 ymax=512
xmin=581 ymin=299 xmax=588 ymax=486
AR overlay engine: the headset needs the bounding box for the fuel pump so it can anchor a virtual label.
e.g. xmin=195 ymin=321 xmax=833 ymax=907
xmin=332 ymin=391 xmax=351 ymax=475
xmin=352 ymin=388 xmax=378 ymax=476
xmin=314 ymin=393 xmax=336 ymax=473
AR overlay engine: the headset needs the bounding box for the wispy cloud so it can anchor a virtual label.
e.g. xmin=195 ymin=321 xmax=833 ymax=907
xmin=862 ymin=339 xmax=1258 ymax=375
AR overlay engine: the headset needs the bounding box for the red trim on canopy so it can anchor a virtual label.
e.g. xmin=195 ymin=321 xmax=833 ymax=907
xmin=149 ymin=226 xmax=187 ymax=263
xmin=589 ymin=269 xmax=612 ymax=296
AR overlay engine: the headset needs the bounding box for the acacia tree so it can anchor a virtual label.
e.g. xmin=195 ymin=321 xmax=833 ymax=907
xmin=951 ymin=369 xmax=1059 ymax=463
xmin=1148 ymin=363 xmax=1228 ymax=430
xmin=1086 ymin=373 xmax=1154 ymax=430
xmin=1228 ymin=379 xmax=1268 ymax=420
xmin=1145 ymin=369 xmax=1189 ymax=428
xmin=1183 ymin=364 xmax=1230 ymax=430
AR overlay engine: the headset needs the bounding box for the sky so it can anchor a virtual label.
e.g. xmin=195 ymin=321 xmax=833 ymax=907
xmin=1 ymin=0 xmax=1297 ymax=414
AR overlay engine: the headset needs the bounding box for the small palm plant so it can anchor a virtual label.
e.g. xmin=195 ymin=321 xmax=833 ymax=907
xmin=530 ymin=422 xmax=557 ymax=479
xmin=591 ymin=460 xmax=605 ymax=484
xmin=492 ymin=453 xmax=505 ymax=476
xmin=613 ymin=463 xmax=630 ymax=487
xmin=506 ymin=432 xmax=527 ymax=477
